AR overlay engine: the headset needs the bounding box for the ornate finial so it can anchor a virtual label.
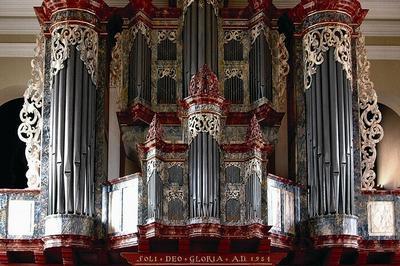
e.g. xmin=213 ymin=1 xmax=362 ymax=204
xmin=189 ymin=64 xmax=220 ymax=98
xmin=146 ymin=114 xmax=164 ymax=141
xmin=246 ymin=114 xmax=265 ymax=145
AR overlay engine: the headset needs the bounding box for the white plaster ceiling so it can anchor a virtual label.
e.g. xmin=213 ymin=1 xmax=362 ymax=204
xmin=0 ymin=0 xmax=399 ymax=58
xmin=0 ymin=0 xmax=399 ymax=35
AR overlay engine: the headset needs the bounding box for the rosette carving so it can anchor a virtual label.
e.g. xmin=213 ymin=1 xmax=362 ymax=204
xmin=51 ymin=24 xmax=98 ymax=85
xmin=158 ymin=30 xmax=177 ymax=43
xmin=357 ymin=35 xmax=384 ymax=190
xmin=18 ymin=33 xmax=45 ymax=188
xmin=303 ymin=26 xmax=352 ymax=90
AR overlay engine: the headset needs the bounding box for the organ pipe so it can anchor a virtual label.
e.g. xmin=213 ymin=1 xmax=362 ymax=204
xmin=249 ymin=36 xmax=272 ymax=103
xmin=306 ymin=48 xmax=354 ymax=217
xmin=129 ymin=33 xmax=152 ymax=104
xmin=189 ymin=132 xmax=220 ymax=218
xmin=182 ymin=2 xmax=218 ymax=97
xmin=49 ymin=46 xmax=96 ymax=216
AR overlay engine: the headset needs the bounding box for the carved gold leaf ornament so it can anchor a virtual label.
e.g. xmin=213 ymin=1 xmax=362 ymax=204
xmin=357 ymin=34 xmax=384 ymax=190
xmin=18 ymin=33 xmax=45 ymax=189
xmin=303 ymin=26 xmax=352 ymax=90
xmin=158 ymin=30 xmax=177 ymax=43
xmin=50 ymin=24 xmax=98 ymax=85
xmin=224 ymin=30 xmax=245 ymax=43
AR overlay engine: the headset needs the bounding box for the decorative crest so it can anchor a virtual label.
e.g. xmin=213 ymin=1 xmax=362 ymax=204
xmin=146 ymin=114 xmax=165 ymax=141
xmin=189 ymin=64 xmax=220 ymax=98
xmin=246 ymin=115 xmax=265 ymax=145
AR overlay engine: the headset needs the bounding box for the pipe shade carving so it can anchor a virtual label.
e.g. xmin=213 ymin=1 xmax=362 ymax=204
xmin=303 ymin=26 xmax=352 ymax=91
xmin=305 ymin=48 xmax=354 ymax=216
xmin=50 ymin=25 xmax=98 ymax=85
xmin=48 ymin=46 xmax=96 ymax=216
xmin=18 ymin=33 xmax=45 ymax=189
xmin=357 ymin=35 xmax=384 ymax=190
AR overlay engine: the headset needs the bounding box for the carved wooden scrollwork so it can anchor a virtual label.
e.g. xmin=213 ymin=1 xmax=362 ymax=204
xmin=187 ymin=113 xmax=221 ymax=143
xmin=51 ymin=24 xmax=98 ymax=85
xmin=303 ymin=25 xmax=352 ymax=90
xmin=357 ymin=35 xmax=384 ymax=190
xmin=18 ymin=33 xmax=45 ymax=189
xmin=157 ymin=30 xmax=177 ymax=43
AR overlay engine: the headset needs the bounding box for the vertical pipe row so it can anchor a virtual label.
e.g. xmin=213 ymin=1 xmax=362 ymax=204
xmin=182 ymin=2 xmax=218 ymax=97
xmin=189 ymin=133 xmax=220 ymax=218
xmin=49 ymin=46 xmax=96 ymax=216
xmin=306 ymin=47 xmax=354 ymax=216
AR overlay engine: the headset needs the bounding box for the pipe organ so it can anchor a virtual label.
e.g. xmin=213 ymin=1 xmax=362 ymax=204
xmin=8 ymin=0 xmax=384 ymax=263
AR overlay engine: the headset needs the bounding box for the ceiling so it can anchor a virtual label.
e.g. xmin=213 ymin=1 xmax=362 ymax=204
xmin=0 ymin=0 xmax=399 ymax=59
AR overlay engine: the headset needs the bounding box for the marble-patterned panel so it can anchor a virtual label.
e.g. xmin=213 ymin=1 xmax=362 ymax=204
xmin=44 ymin=214 xmax=94 ymax=236
xmin=367 ymin=201 xmax=395 ymax=237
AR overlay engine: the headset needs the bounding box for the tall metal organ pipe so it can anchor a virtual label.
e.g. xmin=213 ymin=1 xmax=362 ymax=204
xmin=249 ymin=36 xmax=272 ymax=103
xmin=245 ymin=174 xmax=262 ymax=220
xmin=182 ymin=2 xmax=218 ymax=97
xmin=189 ymin=132 xmax=220 ymax=219
xmin=306 ymin=48 xmax=354 ymax=217
xmin=128 ymin=33 xmax=152 ymax=104
xmin=48 ymin=46 xmax=96 ymax=215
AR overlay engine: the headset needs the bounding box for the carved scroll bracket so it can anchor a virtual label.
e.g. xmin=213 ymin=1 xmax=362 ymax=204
xmin=50 ymin=24 xmax=98 ymax=85
xmin=303 ymin=25 xmax=352 ymax=90
xmin=187 ymin=113 xmax=221 ymax=144
xmin=357 ymin=34 xmax=384 ymax=190
xmin=18 ymin=33 xmax=45 ymax=189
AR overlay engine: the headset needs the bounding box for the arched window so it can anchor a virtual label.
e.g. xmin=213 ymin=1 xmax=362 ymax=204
xmin=376 ymin=103 xmax=400 ymax=189
xmin=0 ymin=98 xmax=27 ymax=188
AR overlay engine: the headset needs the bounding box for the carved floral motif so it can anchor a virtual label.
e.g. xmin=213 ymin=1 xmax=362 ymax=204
xmin=246 ymin=115 xmax=265 ymax=145
xmin=224 ymin=30 xmax=245 ymax=43
xmin=18 ymin=33 xmax=45 ymax=188
xmin=187 ymin=113 xmax=221 ymax=143
xmin=303 ymin=25 xmax=352 ymax=90
xmin=357 ymin=35 xmax=384 ymax=190
xmin=146 ymin=114 xmax=165 ymax=142
xmin=157 ymin=30 xmax=177 ymax=43
xmin=189 ymin=64 xmax=221 ymax=98
xmin=51 ymin=24 xmax=98 ymax=85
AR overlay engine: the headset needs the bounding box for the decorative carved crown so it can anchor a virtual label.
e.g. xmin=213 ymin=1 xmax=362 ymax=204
xmin=146 ymin=114 xmax=164 ymax=142
xmin=246 ymin=114 xmax=266 ymax=146
xmin=189 ymin=64 xmax=221 ymax=98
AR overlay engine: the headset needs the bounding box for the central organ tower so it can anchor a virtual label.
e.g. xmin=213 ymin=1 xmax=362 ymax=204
xmin=108 ymin=0 xmax=289 ymax=254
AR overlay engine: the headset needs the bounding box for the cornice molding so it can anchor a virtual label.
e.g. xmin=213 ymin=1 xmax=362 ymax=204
xmin=360 ymin=20 xmax=400 ymax=37
xmin=366 ymin=46 xmax=400 ymax=60
xmin=0 ymin=17 xmax=40 ymax=35
xmin=0 ymin=43 xmax=35 ymax=58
